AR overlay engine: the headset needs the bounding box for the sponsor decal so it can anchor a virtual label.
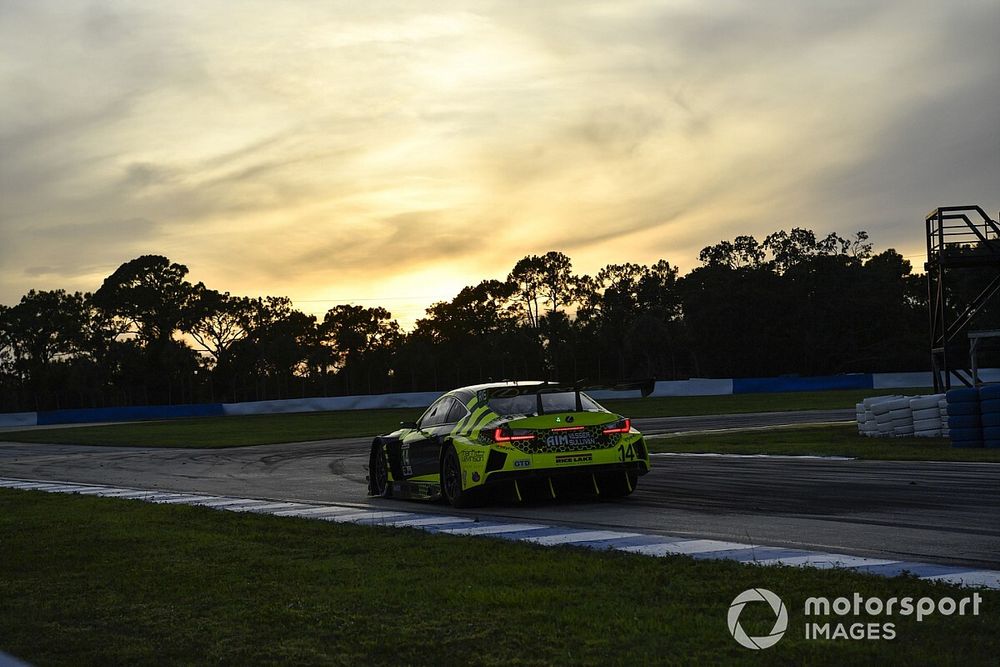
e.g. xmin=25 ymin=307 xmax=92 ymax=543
xmin=460 ymin=450 xmax=485 ymax=463
xmin=400 ymin=444 xmax=412 ymax=477
xmin=514 ymin=459 xmax=531 ymax=468
xmin=546 ymin=432 xmax=594 ymax=448
xmin=554 ymin=453 xmax=592 ymax=464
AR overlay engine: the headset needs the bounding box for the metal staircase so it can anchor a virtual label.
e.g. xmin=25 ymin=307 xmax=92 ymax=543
xmin=925 ymin=205 xmax=1000 ymax=391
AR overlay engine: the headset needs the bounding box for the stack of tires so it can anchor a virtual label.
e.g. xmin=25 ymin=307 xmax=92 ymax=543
xmin=857 ymin=396 xmax=896 ymax=436
xmin=980 ymin=385 xmax=1000 ymax=449
xmin=947 ymin=388 xmax=982 ymax=448
xmin=870 ymin=397 xmax=899 ymax=437
xmin=855 ymin=402 xmax=866 ymax=435
xmin=887 ymin=397 xmax=914 ymax=436
xmin=939 ymin=396 xmax=949 ymax=438
xmin=910 ymin=395 xmax=943 ymax=437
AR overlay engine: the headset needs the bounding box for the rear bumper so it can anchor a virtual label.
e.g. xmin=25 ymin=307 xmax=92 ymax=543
xmin=483 ymin=460 xmax=648 ymax=486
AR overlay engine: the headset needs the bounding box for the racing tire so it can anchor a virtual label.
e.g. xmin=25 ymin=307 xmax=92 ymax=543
xmin=947 ymin=401 xmax=980 ymax=416
xmin=440 ymin=445 xmax=482 ymax=508
xmin=598 ymin=470 xmax=639 ymax=499
xmin=981 ymin=412 xmax=1000 ymax=427
xmin=946 ymin=388 xmax=980 ymax=403
xmin=981 ymin=399 xmax=1000 ymax=414
xmin=979 ymin=385 xmax=1000 ymax=401
xmin=369 ymin=441 xmax=392 ymax=498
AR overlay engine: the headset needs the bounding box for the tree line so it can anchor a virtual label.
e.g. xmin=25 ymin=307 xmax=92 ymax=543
xmin=0 ymin=228 xmax=946 ymax=411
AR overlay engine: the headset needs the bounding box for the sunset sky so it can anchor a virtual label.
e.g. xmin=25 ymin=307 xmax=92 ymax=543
xmin=1 ymin=1 xmax=997 ymax=326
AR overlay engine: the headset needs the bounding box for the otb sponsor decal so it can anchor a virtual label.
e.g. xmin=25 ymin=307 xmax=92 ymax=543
xmin=554 ymin=453 xmax=592 ymax=464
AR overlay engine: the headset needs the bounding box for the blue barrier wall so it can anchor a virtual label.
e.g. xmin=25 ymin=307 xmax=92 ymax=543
xmin=732 ymin=374 xmax=874 ymax=394
xmin=6 ymin=370 xmax=995 ymax=427
xmin=37 ymin=403 xmax=226 ymax=426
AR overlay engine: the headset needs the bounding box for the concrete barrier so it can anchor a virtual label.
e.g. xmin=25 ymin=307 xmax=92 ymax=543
xmin=221 ymin=392 xmax=443 ymax=416
xmin=37 ymin=403 xmax=225 ymax=426
xmin=650 ymin=378 xmax=734 ymax=397
xmin=0 ymin=412 xmax=37 ymax=428
xmin=734 ymin=374 xmax=872 ymax=394
xmin=5 ymin=369 xmax=999 ymax=427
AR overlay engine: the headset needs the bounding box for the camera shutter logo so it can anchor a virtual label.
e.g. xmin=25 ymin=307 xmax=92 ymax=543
xmin=727 ymin=588 xmax=788 ymax=650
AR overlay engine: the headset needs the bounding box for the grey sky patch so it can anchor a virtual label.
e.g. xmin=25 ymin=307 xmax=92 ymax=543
xmin=1 ymin=0 xmax=997 ymax=318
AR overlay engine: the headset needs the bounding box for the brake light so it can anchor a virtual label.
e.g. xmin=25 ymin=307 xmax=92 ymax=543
xmin=551 ymin=426 xmax=585 ymax=432
xmin=493 ymin=426 xmax=534 ymax=444
xmin=602 ymin=418 xmax=631 ymax=434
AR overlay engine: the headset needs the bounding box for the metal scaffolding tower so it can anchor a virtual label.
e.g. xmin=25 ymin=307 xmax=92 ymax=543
xmin=925 ymin=205 xmax=1000 ymax=391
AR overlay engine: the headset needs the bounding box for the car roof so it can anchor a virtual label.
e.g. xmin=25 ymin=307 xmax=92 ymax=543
xmin=444 ymin=381 xmax=577 ymax=403
xmin=453 ymin=380 xmax=549 ymax=394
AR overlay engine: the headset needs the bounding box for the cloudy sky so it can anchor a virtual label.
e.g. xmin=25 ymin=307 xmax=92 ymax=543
xmin=1 ymin=0 xmax=997 ymax=325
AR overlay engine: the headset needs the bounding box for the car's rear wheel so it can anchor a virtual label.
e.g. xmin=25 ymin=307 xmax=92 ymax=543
xmin=441 ymin=445 xmax=481 ymax=508
xmin=598 ymin=469 xmax=638 ymax=499
xmin=369 ymin=441 xmax=391 ymax=498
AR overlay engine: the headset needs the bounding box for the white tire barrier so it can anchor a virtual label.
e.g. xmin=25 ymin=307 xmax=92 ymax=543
xmin=855 ymin=393 xmax=947 ymax=440
xmin=939 ymin=398 xmax=949 ymax=436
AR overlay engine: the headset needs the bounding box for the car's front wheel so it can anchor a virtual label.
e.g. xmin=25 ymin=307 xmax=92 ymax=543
xmin=440 ymin=445 xmax=481 ymax=508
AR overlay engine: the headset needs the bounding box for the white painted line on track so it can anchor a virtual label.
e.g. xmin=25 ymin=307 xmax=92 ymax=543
xmin=620 ymin=539 xmax=751 ymax=556
xmin=91 ymin=490 xmax=159 ymax=498
xmin=525 ymin=530 xmax=642 ymax=545
xmin=4 ymin=477 xmax=998 ymax=590
xmin=650 ymin=452 xmax=855 ymax=461
xmin=754 ymin=554 xmax=900 ymax=569
xmin=925 ymin=571 xmax=1000 ymax=588
xmin=645 ymin=421 xmax=852 ymax=439
xmin=323 ymin=510 xmax=413 ymax=523
xmin=42 ymin=485 xmax=104 ymax=493
xmin=271 ymin=506 xmax=357 ymax=517
xmin=227 ymin=502 xmax=305 ymax=513
xmin=438 ymin=523 xmax=547 ymax=536
xmin=151 ymin=495 xmax=218 ymax=504
xmin=386 ymin=515 xmax=475 ymax=527
xmin=188 ymin=498 xmax=266 ymax=508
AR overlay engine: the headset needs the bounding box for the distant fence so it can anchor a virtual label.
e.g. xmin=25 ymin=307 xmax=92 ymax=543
xmin=4 ymin=370 xmax=1000 ymax=428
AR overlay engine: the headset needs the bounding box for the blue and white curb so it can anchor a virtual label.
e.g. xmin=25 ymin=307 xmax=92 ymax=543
xmin=3 ymin=477 xmax=997 ymax=590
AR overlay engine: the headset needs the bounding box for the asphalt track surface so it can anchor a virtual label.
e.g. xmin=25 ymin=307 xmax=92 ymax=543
xmin=1 ymin=409 xmax=998 ymax=570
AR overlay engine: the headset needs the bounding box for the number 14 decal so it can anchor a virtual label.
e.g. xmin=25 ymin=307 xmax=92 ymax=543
xmin=618 ymin=442 xmax=636 ymax=462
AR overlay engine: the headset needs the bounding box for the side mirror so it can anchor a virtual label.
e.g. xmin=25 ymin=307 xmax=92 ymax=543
xmin=400 ymin=421 xmax=418 ymax=429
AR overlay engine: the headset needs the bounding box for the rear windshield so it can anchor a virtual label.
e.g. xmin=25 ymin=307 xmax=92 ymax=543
xmin=486 ymin=391 xmax=601 ymax=416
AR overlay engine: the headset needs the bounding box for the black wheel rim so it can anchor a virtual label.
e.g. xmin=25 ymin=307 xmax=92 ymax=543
xmin=374 ymin=450 xmax=388 ymax=494
xmin=443 ymin=453 xmax=460 ymax=500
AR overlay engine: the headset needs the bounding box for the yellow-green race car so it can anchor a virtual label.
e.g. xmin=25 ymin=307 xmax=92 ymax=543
xmin=367 ymin=381 xmax=650 ymax=507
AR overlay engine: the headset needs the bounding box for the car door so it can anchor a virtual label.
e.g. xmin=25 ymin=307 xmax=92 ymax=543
xmin=401 ymin=397 xmax=459 ymax=479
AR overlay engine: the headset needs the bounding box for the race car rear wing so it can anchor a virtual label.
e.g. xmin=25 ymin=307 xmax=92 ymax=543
xmin=483 ymin=379 xmax=655 ymax=415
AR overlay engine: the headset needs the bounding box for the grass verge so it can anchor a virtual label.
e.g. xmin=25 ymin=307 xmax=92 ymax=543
xmin=0 ymin=488 xmax=996 ymax=665
xmin=0 ymin=388 xmax=918 ymax=448
xmin=648 ymin=424 xmax=1000 ymax=462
